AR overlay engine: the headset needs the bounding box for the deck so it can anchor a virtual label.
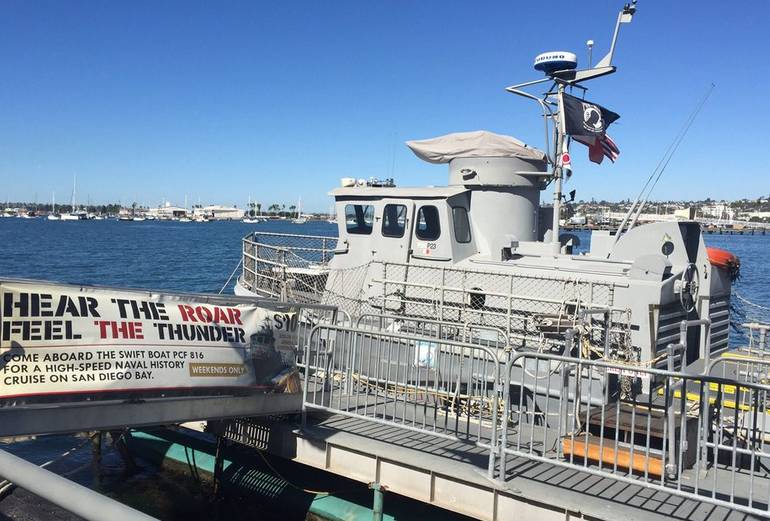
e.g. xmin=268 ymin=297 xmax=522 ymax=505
xmin=216 ymin=410 xmax=762 ymax=521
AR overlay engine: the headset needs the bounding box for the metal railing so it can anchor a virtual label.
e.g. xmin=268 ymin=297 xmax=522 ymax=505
xmin=0 ymin=449 xmax=158 ymax=521
xmin=496 ymin=347 xmax=770 ymax=517
xmin=292 ymin=305 xmax=350 ymax=369
xmin=367 ymin=262 xmax=628 ymax=351
xmin=241 ymin=232 xmax=337 ymax=303
xmin=354 ymin=313 xmax=510 ymax=350
xmin=744 ymin=322 xmax=770 ymax=355
xmin=296 ymin=317 xmax=770 ymax=517
xmin=301 ymin=323 xmax=502 ymax=477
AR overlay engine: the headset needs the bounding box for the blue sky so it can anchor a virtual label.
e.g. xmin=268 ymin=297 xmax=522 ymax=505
xmin=0 ymin=1 xmax=768 ymax=211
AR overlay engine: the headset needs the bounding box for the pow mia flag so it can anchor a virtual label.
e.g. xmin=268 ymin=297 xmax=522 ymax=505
xmin=562 ymin=93 xmax=620 ymax=137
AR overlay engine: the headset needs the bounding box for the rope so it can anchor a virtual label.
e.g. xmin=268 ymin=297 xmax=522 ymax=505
xmin=219 ymin=258 xmax=243 ymax=294
xmin=734 ymin=291 xmax=770 ymax=313
xmin=0 ymin=433 xmax=97 ymax=497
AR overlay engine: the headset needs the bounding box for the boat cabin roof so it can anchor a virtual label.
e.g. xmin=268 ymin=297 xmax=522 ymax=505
xmin=329 ymin=186 xmax=467 ymax=199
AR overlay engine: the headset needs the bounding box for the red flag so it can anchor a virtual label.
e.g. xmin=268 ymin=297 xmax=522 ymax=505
xmin=573 ymin=134 xmax=619 ymax=164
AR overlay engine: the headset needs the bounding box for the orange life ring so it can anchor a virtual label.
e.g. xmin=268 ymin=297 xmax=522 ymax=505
xmin=706 ymin=247 xmax=740 ymax=280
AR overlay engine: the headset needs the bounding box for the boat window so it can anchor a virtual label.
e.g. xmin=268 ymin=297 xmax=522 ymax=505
xmin=452 ymin=207 xmax=471 ymax=243
xmin=382 ymin=204 xmax=407 ymax=238
xmin=416 ymin=205 xmax=441 ymax=241
xmin=345 ymin=204 xmax=374 ymax=235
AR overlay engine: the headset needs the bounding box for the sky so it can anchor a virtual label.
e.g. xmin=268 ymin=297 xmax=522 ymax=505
xmin=0 ymin=1 xmax=768 ymax=211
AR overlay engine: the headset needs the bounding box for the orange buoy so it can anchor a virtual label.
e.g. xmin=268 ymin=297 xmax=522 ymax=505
xmin=707 ymin=247 xmax=741 ymax=280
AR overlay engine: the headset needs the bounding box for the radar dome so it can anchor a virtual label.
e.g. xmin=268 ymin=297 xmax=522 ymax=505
xmin=533 ymin=51 xmax=577 ymax=75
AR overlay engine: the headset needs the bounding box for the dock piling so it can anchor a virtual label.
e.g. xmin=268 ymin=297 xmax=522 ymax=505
xmin=370 ymin=482 xmax=386 ymax=521
xmin=91 ymin=431 xmax=102 ymax=487
xmin=213 ymin=435 xmax=225 ymax=498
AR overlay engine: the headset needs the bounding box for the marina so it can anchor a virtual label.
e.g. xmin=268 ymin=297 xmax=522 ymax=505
xmin=2 ymin=2 xmax=770 ymax=521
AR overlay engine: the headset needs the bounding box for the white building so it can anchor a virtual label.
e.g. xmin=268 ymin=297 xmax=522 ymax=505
xmin=147 ymin=202 xmax=188 ymax=220
xmin=191 ymin=205 xmax=242 ymax=221
xmin=744 ymin=211 xmax=770 ymax=221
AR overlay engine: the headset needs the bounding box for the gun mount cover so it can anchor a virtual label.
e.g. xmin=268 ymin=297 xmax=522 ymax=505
xmin=406 ymin=130 xmax=546 ymax=164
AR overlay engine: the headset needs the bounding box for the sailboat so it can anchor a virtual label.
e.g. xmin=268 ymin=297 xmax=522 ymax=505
xmin=291 ymin=196 xmax=307 ymax=224
xmin=60 ymin=176 xmax=81 ymax=220
xmin=242 ymin=195 xmax=260 ymax=223
xmin=47 ymin=192 xmax=60 ymax=220
xmin=179 ymin=195 xmax=191 ymax=222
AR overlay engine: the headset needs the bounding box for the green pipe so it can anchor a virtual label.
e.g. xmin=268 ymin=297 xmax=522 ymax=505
xmin=370 ymin=482 xmax=385 ymax=521
xmin=126 ymin=430 xmax=395 ymax=521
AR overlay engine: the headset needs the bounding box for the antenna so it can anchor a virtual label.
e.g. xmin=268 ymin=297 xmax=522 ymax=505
xmin=595 ymin=1 xmax=638 ymax=68
xmin=504 ymin=1 xmax=638 ymax=253
xmin=610 ymin=83 xmax=715 ymax=250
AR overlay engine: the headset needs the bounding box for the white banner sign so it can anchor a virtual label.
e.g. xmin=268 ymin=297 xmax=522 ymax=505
xmin=0 ymin=281 xmax=299 ymax=401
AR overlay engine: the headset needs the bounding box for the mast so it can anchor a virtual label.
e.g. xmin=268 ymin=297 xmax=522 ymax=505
xmin=551 ymin=83 xmax=566 ymax=253
xmin=505 ymin=1 xmax=636 ymax=254
xmin=71 ymin=175 xmax=77 ymax=213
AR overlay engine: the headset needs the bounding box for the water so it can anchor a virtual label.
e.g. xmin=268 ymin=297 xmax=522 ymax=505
xmin=0 ymin=218 xmax=337 ymax=294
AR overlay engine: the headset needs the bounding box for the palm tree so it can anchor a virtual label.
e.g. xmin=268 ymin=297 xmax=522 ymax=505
xmin=268 ymin=204 xmax=280 ymax=215
xmin=256 ymin=203 xmax=262 ymax=216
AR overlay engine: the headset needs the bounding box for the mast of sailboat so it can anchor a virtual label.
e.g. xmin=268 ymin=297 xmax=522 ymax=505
xmin=71 ymin=175 xmax=77 ymax=214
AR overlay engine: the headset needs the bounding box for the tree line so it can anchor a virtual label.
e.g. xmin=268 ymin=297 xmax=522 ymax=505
xmin=246 ymin=202 xmax=303 ymax=217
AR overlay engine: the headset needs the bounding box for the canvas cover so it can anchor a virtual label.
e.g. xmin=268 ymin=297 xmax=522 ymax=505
xmin=406 ymin=130 xmax=546 ymax=164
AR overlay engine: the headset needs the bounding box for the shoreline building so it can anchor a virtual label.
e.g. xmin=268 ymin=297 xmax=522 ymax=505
xmin=191 ymin=204 xmax=242 ymax=221
xmin=146 ymin=202 xmax=188 ymax=220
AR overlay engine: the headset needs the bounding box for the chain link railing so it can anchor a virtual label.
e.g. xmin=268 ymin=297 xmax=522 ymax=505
xmin=241 ymin=232 xmax=633 ymax=360
xmin=242 ymin=232 xmax=337 ymax=304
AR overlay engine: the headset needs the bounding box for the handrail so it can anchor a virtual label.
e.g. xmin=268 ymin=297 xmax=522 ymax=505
xmin=0 ymin=277 xmax=336 ymax=312
xmin=0 ymin=449 xmax=159 ymax=521
xmin=302 ymin=323 xmax=502 ymax=478
xmin=244 ymin=231 xmax=338 ymax=241
xmin=354 ymin=313 xmax=510 ymax=347
xmin=294 ymin=314 xmax=770 ymax=516
xmin=496 ymin=346 xmax=770 ymax=517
